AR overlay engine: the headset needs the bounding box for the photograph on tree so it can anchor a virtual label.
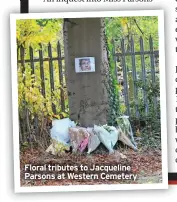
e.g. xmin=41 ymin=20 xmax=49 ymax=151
xmin=75 ymin=57 xmax=95 ymax=73
xmin=10 ymin=10 xmax=168 ymax=192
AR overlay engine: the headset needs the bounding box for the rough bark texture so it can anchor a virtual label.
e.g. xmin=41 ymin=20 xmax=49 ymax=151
xmin=63 ymin=18 xmax=109 ymax=127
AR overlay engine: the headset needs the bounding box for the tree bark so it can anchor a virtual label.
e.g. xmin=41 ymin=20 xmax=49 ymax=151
xmin=63 ymin=18 xmax=109 ymax=127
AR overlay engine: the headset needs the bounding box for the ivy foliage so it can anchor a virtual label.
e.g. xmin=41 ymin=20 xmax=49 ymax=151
xmin=105 ymin=16 xmax=161 ymax=149
xmin=104 ymin=19 xmax=121 ymax=126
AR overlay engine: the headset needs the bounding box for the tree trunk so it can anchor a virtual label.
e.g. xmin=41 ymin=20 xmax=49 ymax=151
xmin=63 ymin=18 xmax=109 ymax=127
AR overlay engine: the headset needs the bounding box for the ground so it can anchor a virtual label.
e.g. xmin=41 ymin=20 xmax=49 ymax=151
xmin=20 ymin=146 xmax=162 ymax=186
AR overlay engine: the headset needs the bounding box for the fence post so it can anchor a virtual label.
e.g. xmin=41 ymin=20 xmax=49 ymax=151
xmin=57 ymin=41 xmax=65 ymax=112
xmin=121 ymin=38 xmax=130 ymax=116
xmin=130 ymin=36 xmax=139 ymax=118
xmin=29 ymin=46 xmax=35 ymax=75
xmin=20 ymin=45 xmax=25 ymax=73
xmin=48 ymin=42 xmax=56 ymax=114
xmin=140 ymin=36 xmax=148 ymax=115
xmin=149 ymin=36 xmax=157 ymax=116
xmin=39 ymin=43 xmax=46 ymax=98
xmin=29 ymin=46 xmax=36 ymax=146
xmin=19 ymin=45 xmax=27 ymax=143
